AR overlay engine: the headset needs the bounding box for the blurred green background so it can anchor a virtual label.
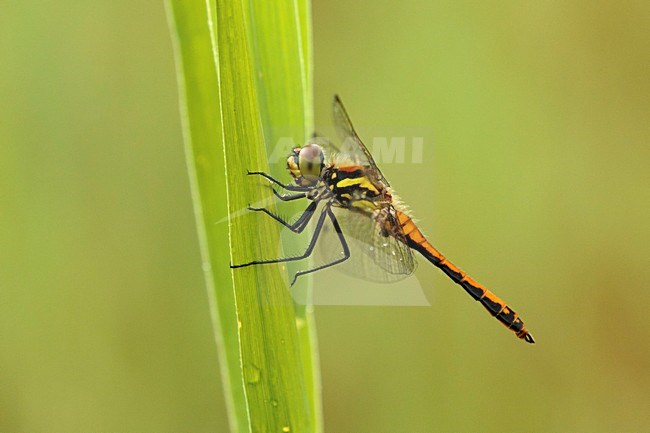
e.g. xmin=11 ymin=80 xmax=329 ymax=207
xmin=2 ymin=1 xmax=649 ymax=432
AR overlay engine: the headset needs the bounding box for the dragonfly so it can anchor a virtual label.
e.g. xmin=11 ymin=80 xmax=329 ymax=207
xmin=231 ymin=95 xmax=534 ymax=344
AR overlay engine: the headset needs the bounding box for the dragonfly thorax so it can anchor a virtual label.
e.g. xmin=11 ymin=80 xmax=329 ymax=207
xmin=287 ymin=143 xmax=325 ymax=187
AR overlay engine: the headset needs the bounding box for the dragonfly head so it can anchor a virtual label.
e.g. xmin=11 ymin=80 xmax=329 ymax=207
xmin=287 ymin=143 xmax=325 ymax=186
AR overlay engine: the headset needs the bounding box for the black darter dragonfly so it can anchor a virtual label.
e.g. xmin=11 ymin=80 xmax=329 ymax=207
xmin=232 ymin=96 xmax=534 ymax=344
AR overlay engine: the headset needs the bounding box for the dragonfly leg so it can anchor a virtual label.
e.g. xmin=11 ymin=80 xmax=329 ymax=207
xmin=270 ymin=188 xmax=306 ymax=201
xmin=247 ymin=171 xmax=309 ymax=191
xmin=289 ymin=207 xmax=350 ymax=286
xmin=230 ymin=205 xmax=327 ymax=269
xmin=248 ymin=201 xmax=317 ymax=234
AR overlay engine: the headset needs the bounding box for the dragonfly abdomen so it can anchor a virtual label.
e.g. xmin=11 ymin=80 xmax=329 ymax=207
xmin=395 ymin=210 xmax=535 ymax=344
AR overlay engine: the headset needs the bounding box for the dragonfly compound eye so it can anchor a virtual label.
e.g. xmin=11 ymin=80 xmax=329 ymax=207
xmin=298 ymin=144 xmax=325 ymax=178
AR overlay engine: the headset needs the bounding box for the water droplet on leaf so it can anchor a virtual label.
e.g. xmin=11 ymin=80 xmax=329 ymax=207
xmin=244 ymin=364 xmax=261 ymax=384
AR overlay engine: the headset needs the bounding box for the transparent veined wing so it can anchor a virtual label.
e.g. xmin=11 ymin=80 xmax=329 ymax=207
xmin=332 ymin=95 xmax=391 ymax=187
xmin=318 ymin=204 xmax=417 ymax=283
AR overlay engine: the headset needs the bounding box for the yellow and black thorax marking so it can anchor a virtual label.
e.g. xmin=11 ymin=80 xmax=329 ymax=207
xmin=325 ymin=165 xmax=386 ymax=211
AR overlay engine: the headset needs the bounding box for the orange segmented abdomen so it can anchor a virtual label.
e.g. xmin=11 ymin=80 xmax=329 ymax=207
xmin=395 ymin=210 xmax=534 ymax=343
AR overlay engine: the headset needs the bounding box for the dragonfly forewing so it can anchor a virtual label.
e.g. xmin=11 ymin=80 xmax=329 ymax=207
xmin=317 ymin=205 xmax=417 ymax=283
xmin=332 ymin=95 xmax=390 ymax=187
